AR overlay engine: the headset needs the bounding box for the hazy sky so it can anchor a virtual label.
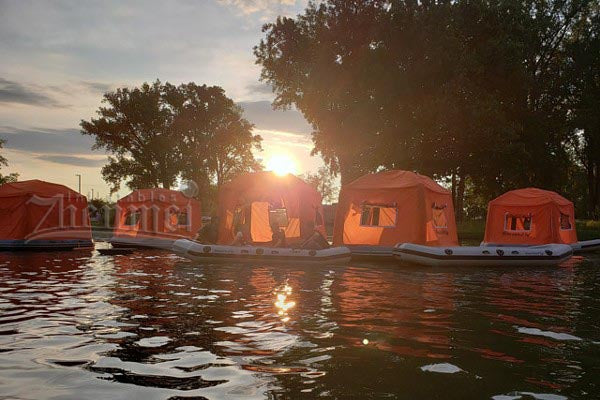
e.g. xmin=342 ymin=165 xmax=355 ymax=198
xmin=0 ymin=0 xmax=322 ymax=200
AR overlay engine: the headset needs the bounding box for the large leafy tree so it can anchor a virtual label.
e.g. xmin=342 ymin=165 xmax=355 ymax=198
xmin=82 ymin=81 xmax=262 ymax=196
xmin=256 ymin=0 xmax=596 ymax=219
xmin=81 ymin=81 xmax=182 ymax=193
xmin=255 ymin=0 xmax=389 ymax=185
xmin=167 ymin=83 xmax=262 ymax=189
xmin=567 ymin=3 xmax=600 ymax=217
xmin=0 ymin=138 xmax=19 ymax=185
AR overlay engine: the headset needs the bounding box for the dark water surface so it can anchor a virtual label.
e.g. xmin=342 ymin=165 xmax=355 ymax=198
xmin=1 ymin=246 xmax=599 ymax=399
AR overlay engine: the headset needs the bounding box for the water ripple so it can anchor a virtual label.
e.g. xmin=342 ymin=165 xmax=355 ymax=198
xmin=0 ymin=247 xmax=599 ymax=398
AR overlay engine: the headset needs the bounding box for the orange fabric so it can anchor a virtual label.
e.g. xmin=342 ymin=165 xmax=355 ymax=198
xmin=0 ymin=180 xmax=92 ymax=241
xmin=483 ymin=187 xmax=577 ymax=245
xmin=217 ymin=172 xmax=325 ymax=245
xmin=250 ymin=201 xmax=272 ymax=242
xmin=333 ymin=170 xmax=458 ymax=246
xmin=113 ymin=188 xmax=201 ymax=240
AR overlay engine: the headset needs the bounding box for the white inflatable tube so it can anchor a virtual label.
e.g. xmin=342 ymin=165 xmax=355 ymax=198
xmin=483 ymin=239 xmax=600 ymax=254
xmin=393 ymin=243 xmax=573 ymax=267
xmin=571 ymin=239 xmax=600 ymax=253
xmin=345 ymin=245 xmax=396 ymax=261
xmin=172 ymin=239 xmax=352 ymax=265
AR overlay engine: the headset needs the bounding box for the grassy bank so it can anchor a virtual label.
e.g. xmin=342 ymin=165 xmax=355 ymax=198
xmin=457 ymin=219 xmax=600 ymax=243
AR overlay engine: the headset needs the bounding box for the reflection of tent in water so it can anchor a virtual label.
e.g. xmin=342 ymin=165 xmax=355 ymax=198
xmin=333 ymin=170 xmax=458 ymax=247
xmin=217 ymin=172 xmax=325 ymax=245
xmin=336 ymin=267 xmax=454 ymax=358
xmin=111 ymin=188 xmax=201 ymax=248
xmin=0 ymin=179 xmax=92 ymax=250
xmin=483 ymin=188 xmax=577 ymax=246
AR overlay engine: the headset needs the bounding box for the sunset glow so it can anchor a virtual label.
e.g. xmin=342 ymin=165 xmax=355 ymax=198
xmin=266 ymin=154 xmax=298 ymax=176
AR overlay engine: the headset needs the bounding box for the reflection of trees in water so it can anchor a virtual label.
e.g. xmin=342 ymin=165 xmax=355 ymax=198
xmin=473 ymin=264 xmax=583 ymax=392
xmin=0 ymin=249 xmax=94 ymax=313
xmin=332 ymin=267 xmax=456 ymax=359
xmin=3 ymin=251 xmax=596 ymax=397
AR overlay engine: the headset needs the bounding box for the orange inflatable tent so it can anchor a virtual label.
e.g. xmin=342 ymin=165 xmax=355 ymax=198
xmin=217 ymin=172 xmax=326 ymax=245
xmin=483 ymin=188 xmax=577 ymax=245
xmin=113 ymin=188 xmax=201 ymax=243
xmin=333 ymin=170 xmax=458 ymax=247
xmin=0 ymin=180 xmax=92 ymax=249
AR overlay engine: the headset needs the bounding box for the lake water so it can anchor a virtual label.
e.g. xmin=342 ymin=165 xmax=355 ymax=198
xmin=0 ymin=246 xmax=599 ymax=399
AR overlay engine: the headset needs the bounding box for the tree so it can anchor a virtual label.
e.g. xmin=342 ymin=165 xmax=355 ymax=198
xmin=81 ymin=80 xmax=183 ymax=193
xmin=0 ymin=138 xmax=19 ymax=185
xmin=164 ymin=82 xmax=262 ymax=211
xmin=82 ymin=81 xmax=263 ymax=196
xmin=567 ymin=4 xmax=600 ymax=217
xmin=256 ymin=0 xmax=596 ymax=220
xmin=303 ymin=167 xmax=338 ymax=203
xmin=169 ymin=83 xmax=262 ymax=189
xmin=255 ymin=0 xmax=389 ymax=184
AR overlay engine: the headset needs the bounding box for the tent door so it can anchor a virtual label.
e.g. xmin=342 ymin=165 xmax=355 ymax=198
xmin=250 ymin=202 xmax=272 ymax=243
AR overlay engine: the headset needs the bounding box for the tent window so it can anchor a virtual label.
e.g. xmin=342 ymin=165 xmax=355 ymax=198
xmin=560 ymin=213 xmax=572 ymax=230
xmin=177 ymin=211 xmax=189 ymax=227
xmin=124 ymin=211 xmax=140 ymax=226
xmin=360 ymin=205 xmax=397 ymax=228
xmin=432 ymin=203 xmax=448 ymax=228
xmin=269 ymin=207 xmax=288 ymax=227
xmin=504 ymin=214 xmax=532 ymax=232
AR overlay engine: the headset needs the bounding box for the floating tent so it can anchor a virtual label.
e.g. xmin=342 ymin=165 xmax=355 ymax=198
xmin=111 ymin=188 xmax=201 ymax=248
xmin=333 ymin=170 xmax=458 ymax=247
xmin=0 ymin=179 xmax=92 ymax=250
xmin=217 ymin=172 xmax=326 ymax=245
xmin=483 ymin=188 xmax=577 ymax=246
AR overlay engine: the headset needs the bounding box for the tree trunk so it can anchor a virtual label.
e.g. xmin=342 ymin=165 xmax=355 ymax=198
xmin=592 ymin=163 xmax=600 ymax=220
xmin=595 ymin=167 xmax=600 ymax=220
xmin=338 ymin=153 xmax=352 ymax=187
xmin=455 ymin=174 xmax=466 ymax=222
xmin=451 ymin=173 xmax=457 ymax=209
xmin=587 ymin=163 xmax=598 ymax=219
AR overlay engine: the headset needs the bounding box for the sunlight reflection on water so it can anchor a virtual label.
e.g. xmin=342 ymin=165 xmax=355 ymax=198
xmin=0 ymin=246 xmax=599 ymax=399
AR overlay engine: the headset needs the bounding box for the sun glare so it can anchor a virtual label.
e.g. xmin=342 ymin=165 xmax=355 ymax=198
xmin=266 ymin=154 xmax=297 ymax=176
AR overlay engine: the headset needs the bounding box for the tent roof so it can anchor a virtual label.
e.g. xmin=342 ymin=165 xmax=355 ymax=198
xmin=220 ymin=172 xmax=321 ymax=199
xmin=0 ymin=179 xmax=82 ymax=198
xmin=118 ymin=188 xmax=196 ymax=205
xmin=344 ymin=170 xmax=449 ymax=194
xmin=490 ymin=188 xmax=572 ymax=207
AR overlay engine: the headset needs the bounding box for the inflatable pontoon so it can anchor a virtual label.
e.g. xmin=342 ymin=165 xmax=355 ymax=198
xmin=393 ymin=243 xmax=573 ymax=267
xmin=0 ymin=239 xmax=93 ymax=251
xmin=108 ymin=236 xmax=175 ymax=250
xmin=571 ymin=239 xmax=600 ymax=253
xmin=482 ymin=239 xmax=600 ymax=254
xmin=172 ymin=239 xmax=352 ymax=265
xmin=346 ymin=245 xmax=396 ymax=261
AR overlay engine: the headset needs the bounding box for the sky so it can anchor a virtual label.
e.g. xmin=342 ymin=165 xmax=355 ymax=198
xmin=0 ymin=0 xmax=323 ymax=200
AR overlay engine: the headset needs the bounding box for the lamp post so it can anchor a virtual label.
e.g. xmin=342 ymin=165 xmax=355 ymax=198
xmin=75 ymin=174 xmax=82 ymax=193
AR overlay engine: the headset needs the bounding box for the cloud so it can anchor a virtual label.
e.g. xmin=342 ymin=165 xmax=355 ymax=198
xmin=80 ymin=81 xmax=113 ymax=94
xmin=246 ymin=81 xmax=274 ymax=95
xmin=0 ymin=78 xmax=63 ymax=107
xmin=36 ymin=155 xmax=106 ymax=167
xmin=257 ymin=129 xmax=313 ymax=150
xmin=238 ymin=101 xmax=312 ymax=134
xmin=219 ymin=0 xmax=300 ymax=15
xmin=0 ymin=126 xmax=97 ymax=154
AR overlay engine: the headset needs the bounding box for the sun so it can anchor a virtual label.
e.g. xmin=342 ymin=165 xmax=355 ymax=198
xmin=266 ymin=154 xmax=298 ymax=176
